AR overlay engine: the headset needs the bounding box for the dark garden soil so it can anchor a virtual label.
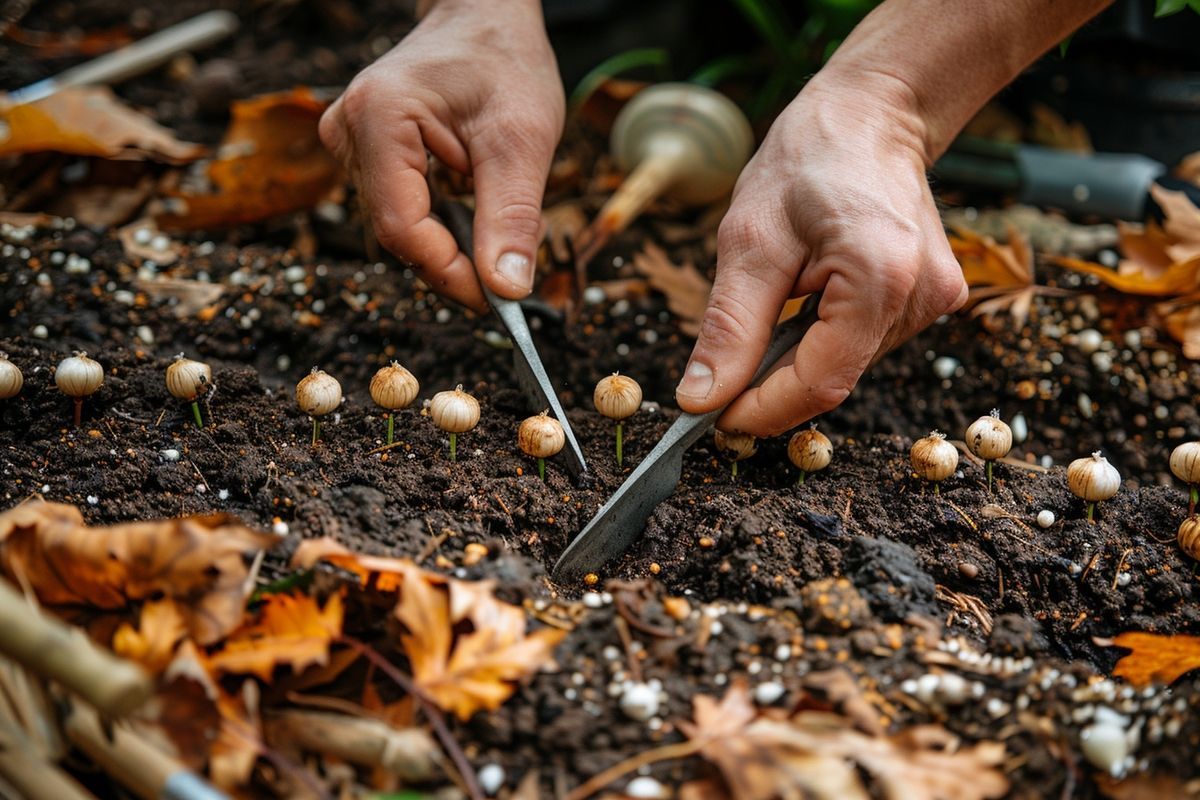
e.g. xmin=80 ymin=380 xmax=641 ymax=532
xmin=2 ymin=2 xmax=1200 ymax=799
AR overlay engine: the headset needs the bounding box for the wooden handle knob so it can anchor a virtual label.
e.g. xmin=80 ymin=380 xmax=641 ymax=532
xmin=610 ymin=82 xmax=754 ymax=205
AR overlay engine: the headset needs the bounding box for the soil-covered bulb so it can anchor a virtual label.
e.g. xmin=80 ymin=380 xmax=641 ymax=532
xmin=165 ymin=355 xmax=212 ymax=401
xmin=910 ymin=431 xmax=958 ymax=481
xmin=714 ymin=430 xmax=756 ymax=461
xmin=787 ymin=427 xmax=832 ymax=473
xmin=55 ymin=352 xmax=103 ymax=398
xmin=429 ymin=385 xmax=480 ymax=434
xmin=1067 ymin=452 xmax=1121 ymax=502
xmin=965 ymin=410 xmax=1012 ymax=461
xmin=1178 ymin=516 xmax=1200 ymax=560
xmin=0 ymin=353 xmax=23 ymax=399
xmin=594 ymin=373 xmax=642 ymax=420
xmin=1169 ymin=441 xmax=1200 ymax=485
xmin=370 ymin=361 xmax=419 ymax=411
xmin=296 ymin=368 xmax=342 ymax=417
xmin=518 ymin=411 xmax=565 ymax=458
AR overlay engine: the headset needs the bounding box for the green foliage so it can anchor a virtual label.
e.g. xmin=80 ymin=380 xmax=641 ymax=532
xmin=569 ymin=47 xmax=671 ymax=110
xmin=1155 ymin=0 xmax=1200 ymax=17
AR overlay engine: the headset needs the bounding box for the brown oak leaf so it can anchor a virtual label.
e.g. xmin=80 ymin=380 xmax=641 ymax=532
xmin=1108 ymin=631 xmax=1200 ymax=687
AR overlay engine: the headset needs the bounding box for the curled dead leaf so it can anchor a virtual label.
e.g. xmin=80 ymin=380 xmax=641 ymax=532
xmin=1107 ymin=630 xmax=1200 ymax=687
xmin=207 ymin=591 xmax=344 ymax=682
xmin=155 ymin=88 xmax=342 ymax=230
xmin=680 ymin=681 xmax=1008 ymax=800
xmin=0 ymin=86 xmax=204 ymax=162
xmin=631 ymin=242 xmax=711 ymax=337
xmin=0 ymin=500 xmax=278 ymax=645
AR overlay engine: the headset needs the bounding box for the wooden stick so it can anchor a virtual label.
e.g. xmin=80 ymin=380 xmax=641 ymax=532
xmin=0 ymin=719 xmax=95 ymax=800
xmin=265 ymin=710 xmax=441 ymax=782
xmin=5 ymin=11 xmax=240 ymax=105
xmin=575 ymin=150 xmax=687 ymax=268
xmin=63 ymin=702 xmax=229 ymax=800
xmin=0 ymin=580 xmax=153 ymax=717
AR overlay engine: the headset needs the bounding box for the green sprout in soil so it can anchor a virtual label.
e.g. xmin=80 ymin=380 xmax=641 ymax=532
xmin=55 ymin=352 xmax=103 ymax=428
xmin=965 ymin=409 xmax=1012 ymax=493
xmin=1170 ymin=441 xmax=1200 ymax=515
xmin=429 ymin=385 xmax=480 ymax=463
xmin=787 ymin=424 xmax=832 ymax=485
xmin=714 ymin=429 xmax=756 ymax=480
xmin=296 ymin=368 xmax=342 ymax=446
xmin=519 ymin=410 xmax=565 ymax=482
xmin=165 ymin=354 xmax=212 ymax=429
xmin=910 ymin=431 xmax=957 ymax=495
xmin=1067 ymin=451 xmax=1120 ymax=523
xmin=0 ymin=353 xmax=23 ymax=406
xmin=370 ymin=361 xmax=419 ymax=446
xmin=594 ymin=373 xmax=642 ymax=467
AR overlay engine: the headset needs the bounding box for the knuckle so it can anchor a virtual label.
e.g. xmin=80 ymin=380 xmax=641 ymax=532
xmin=698 ymin=295 xmax=754 ymax=352
xmin=492 ymin=199 xmax=544 ymax=240
xmin=808 ymin=379 xmax=854 ymax=415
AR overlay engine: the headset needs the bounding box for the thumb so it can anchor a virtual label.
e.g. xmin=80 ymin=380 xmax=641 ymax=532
xmin=675 ymin=214 xmax=798 ymax=416
xmin=469 ymin=130 xmax=555 ymax=299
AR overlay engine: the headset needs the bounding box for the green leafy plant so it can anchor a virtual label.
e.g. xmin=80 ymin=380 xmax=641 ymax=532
xmin=1155 ymin=0 xmax=1200 ymax=17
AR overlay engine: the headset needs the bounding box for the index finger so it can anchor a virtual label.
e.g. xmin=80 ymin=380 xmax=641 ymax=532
xmin=717 ymin=272 xmax=890 ymax=436
xmin=355 ymin=118 xmax=488 ymax=312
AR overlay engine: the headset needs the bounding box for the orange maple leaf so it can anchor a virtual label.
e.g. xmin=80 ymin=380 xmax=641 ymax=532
xmin=207 ymin=591 xmax=344 ymax=682
xmin=0 ymin=500 xmax=278 ymax=645
xmin=0 ymin=86 xmax=204 ymax=162
xmin=156 ymin=88 xmax=341 ymax=230
xmin=291 ymin=536 xmax=413 ymax=592
xmin=112 ymin=597 xmax=188 ymax=674
xmin=1109 ymin=631 xmax=1200 ymax=687
xmin=395 ymin=564 xmax=565 ymax=721
xmin=949 ymin=226 xmax=1070 ymax=325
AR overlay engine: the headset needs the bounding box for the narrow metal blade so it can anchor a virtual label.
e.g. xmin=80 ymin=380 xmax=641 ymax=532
xmin=436 ymin=198 xmax=588 ymax=478
xmin=553 ymin=294 xmax=822 ymax=579
xmin=485 ymin=288 xmax=588 ymax=478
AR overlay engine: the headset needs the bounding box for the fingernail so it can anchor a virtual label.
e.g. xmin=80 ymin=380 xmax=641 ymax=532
xmin=496 ymin=251 xmax=533 ymax=292
xmin=676 ymin=360 xmax=714 ymax=400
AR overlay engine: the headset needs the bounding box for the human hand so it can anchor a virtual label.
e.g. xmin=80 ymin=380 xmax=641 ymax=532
xmin=674 ymin=73 xmax=968 ymax=436
xmin=319 ymin=0 xmax=564 ymax=311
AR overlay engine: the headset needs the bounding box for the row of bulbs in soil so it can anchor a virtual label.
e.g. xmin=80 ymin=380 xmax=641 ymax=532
xmin=3 ymin=352 xmax=1199 ymax=559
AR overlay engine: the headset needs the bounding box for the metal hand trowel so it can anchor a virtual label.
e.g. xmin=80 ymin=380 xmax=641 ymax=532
xmin=553 ymin=294 xmax=822 ymax=579
xmin=438 ymin=200 xmax=588 ymax=478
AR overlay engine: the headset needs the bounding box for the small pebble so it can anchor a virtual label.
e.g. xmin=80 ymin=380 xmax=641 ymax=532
xmin=958 ymin=562 xmax=979 ymax=579
xmin=477 ymin=763 xmax=505 ymax=796
xmin=1077 ymin=329 xmax=1103 ymax=354
xmin=625 ymin=776 xmax=668 ymax=799
xmin=1011 ymin=413 xmax=1028 ymax=443
xmin=271 ymin=519 xmax=289 ymax=537
xmin=1116 ymin=572 xmax=1131 ymax=588
xmin=753 ymin=681 xmax=786 ymax=705
xmin=161 ymin=448 xmax=181 ymax=461
xmin=86 ymin=495 xmax=99 ymax=506
xmin=932 ymin=356 xmax=959 ymax=380
xmin=1037 ymin=510 xmax=1055 ymax=528
xmin=582 ymin=592 xmax=604 ymax=609
xmin=619 ymin=683 xmax=660 ymax=721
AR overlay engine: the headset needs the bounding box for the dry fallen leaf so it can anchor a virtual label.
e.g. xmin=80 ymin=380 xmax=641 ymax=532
xmin=1108 ymin=631 xmax=1200 ymax=687
xmin=632 ymin=242 xmax=711 ymax=337
xmin=1029 ymin=102 xmax=1092 ymax=154
xmin=207 ymin=591 xmax=344 ymax=682
xmin=949 ymin=226 xmax=1069 ymax=325
xmin=543 ymin=201 xmax=588 ymax=263
xmin=395 ymin=562 xmax=566 ymax=721
xmin=155 ymin=88 xmax=342 ymax=230
xmin=0 ymin=86 xmax=204 ymax=162
xmin=113 ymin=597 xmax=189 ymax=674
xmin=290 ymin=535 xmax=408 ymax=592
xmin=0 ymin=500 xmax=278 ymax=645
xmin=135 ymin=277 xmax=226 ymax=319
xmin=1096 ymin=772 xmax=1200 ymax=800
xmin=680 ymin=682 xmax=1008 ymax=800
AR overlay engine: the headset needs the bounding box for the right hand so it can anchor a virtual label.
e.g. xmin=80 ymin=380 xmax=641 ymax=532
xmin=319 ymin=0 xmax=565 ymax=311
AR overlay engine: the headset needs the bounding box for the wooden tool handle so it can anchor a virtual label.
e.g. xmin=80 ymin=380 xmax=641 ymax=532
xmin=0 ymin=579 xmax=153 ymax=717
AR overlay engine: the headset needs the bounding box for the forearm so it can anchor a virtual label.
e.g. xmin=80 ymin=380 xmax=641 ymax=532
xmin=815 ymin=0 xmax=1112 ymax=164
